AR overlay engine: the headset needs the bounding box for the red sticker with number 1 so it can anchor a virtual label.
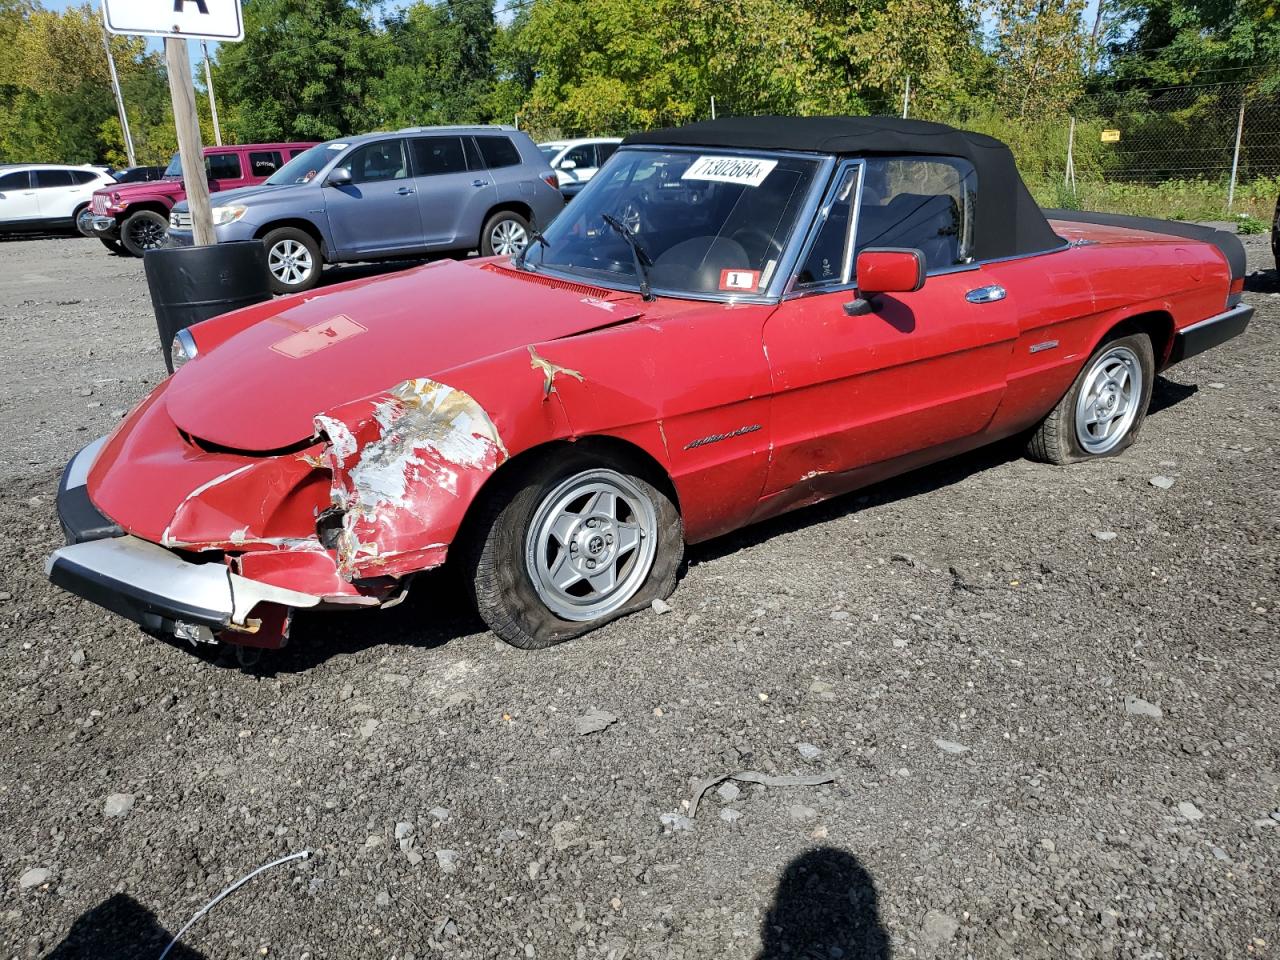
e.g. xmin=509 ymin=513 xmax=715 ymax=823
xmin=719 ymin=269 xmax=760 ymax=292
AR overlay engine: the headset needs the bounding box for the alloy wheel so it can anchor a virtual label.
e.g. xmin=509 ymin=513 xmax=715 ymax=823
xmin=127 ymin=218 xmax=166 ymax=250
xmin=268 ymin=239 xmax=314 ymax=286
xmin=1075 ymin=345 xmax=1143 ymax=454
xmin=524 ymin=469 xmax=658 ymax=621
xmin=490 ymin=219 xmax=529 ymax=256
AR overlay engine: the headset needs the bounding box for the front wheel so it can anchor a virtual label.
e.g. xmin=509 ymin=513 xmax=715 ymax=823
xmin=480 ymin=210 xmax=531 ymax=257
xmin=120 ymin=210 xmax=169 ymax=257
xmin=263 ymin=227 xmax=322 ymax=294
xmin=1026 ymin=332 xmax=1155 ymax=464
xmin=464 ymin=451 xmax=683 ymax=649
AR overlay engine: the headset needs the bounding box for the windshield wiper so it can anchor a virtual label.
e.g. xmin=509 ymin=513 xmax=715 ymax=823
xmin=515 ymin=225 xmax=549 ymax=271
xmin=600 ymin=213 xmax=655 ymax=301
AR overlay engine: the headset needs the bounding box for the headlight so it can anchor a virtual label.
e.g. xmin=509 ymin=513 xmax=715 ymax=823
xmin=171 ymin=329 xmax=198 ymax=371
xmin=210 ymin=204 xmax=247 ymax=226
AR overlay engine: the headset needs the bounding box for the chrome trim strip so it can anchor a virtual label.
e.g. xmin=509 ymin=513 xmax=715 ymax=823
xmin=1029 ymin=339 xmax=1059 ymax=353
xmin=174 ymin=328 xmax=199 ymax=362
xmin=65 ymin=436 xmax=108 ymax=490
xmin=1177 ymin=302 xmax=1252 ymax=335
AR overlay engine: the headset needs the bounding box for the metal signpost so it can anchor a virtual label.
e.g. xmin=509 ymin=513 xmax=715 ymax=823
xmin=101 ymin=0 xmax=243 ymax=247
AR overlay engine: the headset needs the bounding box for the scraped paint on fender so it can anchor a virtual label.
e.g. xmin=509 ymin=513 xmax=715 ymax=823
xmin=317 ymin=378 xmax=508 ymax=579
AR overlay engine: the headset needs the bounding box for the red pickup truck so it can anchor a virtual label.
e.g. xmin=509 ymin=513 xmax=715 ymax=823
xmin=78 ymin=142 xmax=315 ymax=256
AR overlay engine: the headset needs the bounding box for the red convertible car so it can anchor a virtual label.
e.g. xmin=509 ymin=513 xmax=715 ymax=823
xmin=48 ymin=117 xmax=1253 ymax=656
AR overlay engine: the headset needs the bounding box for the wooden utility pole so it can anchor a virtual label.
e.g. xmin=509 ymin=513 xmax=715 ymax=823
xmin=164 ymin=37 xmax=215 ymax=246
xmin=201 ymin=41 xmax=222 ymax=147
xmin=101 ymin=22 xmax=136 ymax=167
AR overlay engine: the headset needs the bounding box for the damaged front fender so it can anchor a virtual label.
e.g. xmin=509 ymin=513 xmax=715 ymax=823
xmin=316 ymin=378 xmax=508 ymax=579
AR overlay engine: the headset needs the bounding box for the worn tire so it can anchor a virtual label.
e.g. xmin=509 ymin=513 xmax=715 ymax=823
xmin=479 ymin=210 xmax=531 ymax=257
xmin=262 ymin=226 xmax=322 ymax=294
xmin=120 ymin=210 xmax=169 ymax=257
xmin=463 ymin=449 xmax=683 ymax=649
xmin=98 ymin=236 xmax=125 ymax=255
xmin=1026 ymin=332 xmax=1155 ymax=464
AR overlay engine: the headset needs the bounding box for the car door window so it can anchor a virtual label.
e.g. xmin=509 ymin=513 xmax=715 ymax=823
xmin=71 ymin=170 xmax=100 ymax=185
xmin=34 ymin=169 xmax=74 ymax=189
xmin=795 ymin=166 xmax=860 ymax=289
xmin=856 ymin=157 xmax=975 ymax=270
xmin=342 ymin=140 xmax=409 ymax=183
xmin=248 ymin=151 xmax=283 ymax=177
xmin=596 ymin=143 xmax=619 ymax=166
xmin=0 ymin=171 xmax=31 ymax=190
xmin=408 ymin=137 xmax=466 ymax=177
xmin=475 ymin=136 xmax=521 ymax=169
xmin=206 ymin=153 xmax=242 ymax=180
xmin=563 ymin=144 xmax=595 ymax=169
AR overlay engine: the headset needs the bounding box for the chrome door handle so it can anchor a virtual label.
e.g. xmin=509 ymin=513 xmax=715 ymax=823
xmin=396 ymin=187 xmax=416 ymax=195
xmin=472 ymin=179 xmax=489 ymax=188
xmin=965 ymin=284 xmax=1006 ymax=304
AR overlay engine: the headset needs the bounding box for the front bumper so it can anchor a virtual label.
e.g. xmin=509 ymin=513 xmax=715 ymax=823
xmin=76 ymin=208 xmax=118 ymax=240
xmin=165 ymin=219 xmax=258 ymax=247
xmin=49 ymin=439 xmax=322 ymax=644
xmin=1167 ymin=303 xmax=1254 ymax=366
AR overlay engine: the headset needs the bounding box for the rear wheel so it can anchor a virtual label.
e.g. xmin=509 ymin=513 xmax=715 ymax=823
xmin=1026 ymin=332 xmax=1155 ymax=464
xmin=480 ymin=210 xmax=531 ymax=257
xmin=263 ymin=227 xmax=322 ymax=294
xmin=464 ymin=450 xmax=683 ymax=649
xmin=120 ymin=210 xmax=169 ymax=257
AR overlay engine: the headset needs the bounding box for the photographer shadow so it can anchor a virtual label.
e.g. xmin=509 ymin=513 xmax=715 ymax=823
xmin=758 ymin=847 xmax=890 ymax=960
xmin=43 ymin=893 xmax=205 ymax=960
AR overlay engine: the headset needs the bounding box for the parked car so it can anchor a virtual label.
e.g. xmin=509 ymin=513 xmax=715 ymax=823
xmin=166 ymin=126 xmax=563 ymax=293
xmin=0 ymin=164 xmax=115 ymax=233
xmin=78 ymin=142 xmax=316 ymax=257
xmin=538 ymin=137 xmax=621 ymax=199
xmin=47 ymin=116 xmax=1252 ymax=660
xmin=108 ymin=165 xmax=166 ymax=184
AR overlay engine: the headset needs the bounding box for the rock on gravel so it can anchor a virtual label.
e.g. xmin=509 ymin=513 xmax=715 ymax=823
xmin=574 ymin=708 xmax=617 ymax=735
xmin=796 ymin=742 xmax=821 ymax=760
xmin=1178 ymin=801 xmax=1205 ymax=821
xmin=435 ymin=849 xmax=460 ymax=874
xmin=18 ymin=868 xmax=52 ymax=890
xmin=1150 ymin=475 xmax=1176 ymax=489
xmin=920 ymin=908 xmax=959 ymax=946
xmin=1125 ymin=695 xmax=1163 ymax=719
xmin=934 ymin=738 xmax=970 ymax=755
xmin=102 ymin=793 xmax=134 ymax=818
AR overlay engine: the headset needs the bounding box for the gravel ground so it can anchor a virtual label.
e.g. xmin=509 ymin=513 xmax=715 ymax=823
xmin=0 ymin=231 xmax=1277 ymax=960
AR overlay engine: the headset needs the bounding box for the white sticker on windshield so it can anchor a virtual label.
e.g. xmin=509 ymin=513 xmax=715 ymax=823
xmin=681 ymin=155 xmax=777 ymax=187
xmin=327 ymin=143 xmax=348 ymax=150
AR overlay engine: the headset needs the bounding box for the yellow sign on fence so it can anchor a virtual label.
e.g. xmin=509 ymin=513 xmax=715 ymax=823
xmin=1101 ymin=129 xmax=1121 ymax=143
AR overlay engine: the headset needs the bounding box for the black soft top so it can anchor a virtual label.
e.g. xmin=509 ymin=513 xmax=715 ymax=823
xmin=623 ymin=115 xmax=1066 ymax=262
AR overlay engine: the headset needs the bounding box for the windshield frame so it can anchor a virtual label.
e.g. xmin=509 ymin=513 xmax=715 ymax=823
xmin=527 ymin=145 xmax=835 ymax=304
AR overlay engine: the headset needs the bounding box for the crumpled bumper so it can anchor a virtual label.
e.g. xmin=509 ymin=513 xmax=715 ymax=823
xmin=46 ymin=535 xmax=321 ymax=641
xmin=48 ymin=439 xmax=322 ymax=645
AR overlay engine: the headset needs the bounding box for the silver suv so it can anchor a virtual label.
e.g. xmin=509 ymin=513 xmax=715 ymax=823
xmin=168 ymin=126 xmax=564 ymax=293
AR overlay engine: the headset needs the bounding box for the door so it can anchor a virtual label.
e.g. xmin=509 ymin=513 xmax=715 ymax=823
xmin=558 ymin=143 xmax=600 ymax=188
xmin=0 ymin=170 xmax=38 ymax=224
xmin=206 ymin=151 xmax=246 ymax=193
xmin=408 ymin=135 xmax=494 ymax=248
xmin=323 ymin=138 xmax=424 ymax=257
xmin=33 ymin=168 xmax=82 ymax=220
xmin=760 ymin=157 xmax=1018 ymax=501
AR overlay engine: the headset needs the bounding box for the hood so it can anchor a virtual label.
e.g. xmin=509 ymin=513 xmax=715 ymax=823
xmin=172 ymin=183 xmax=292 ymax=213
xmin=99 ymin=178 xmax=183 ymax=201
xmin=163 ymin=260 xmax=642 ymax=451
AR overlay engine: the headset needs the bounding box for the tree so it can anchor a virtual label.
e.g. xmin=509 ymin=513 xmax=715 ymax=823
xmin=214 ymin=0 xmax=387 ymax=142
xmin=990 ymin=0 xmax=1089 ymax=116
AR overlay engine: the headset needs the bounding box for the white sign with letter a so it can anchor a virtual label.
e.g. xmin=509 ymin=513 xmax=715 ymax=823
xmin=102 ymin=0 xmax=244 ymax=41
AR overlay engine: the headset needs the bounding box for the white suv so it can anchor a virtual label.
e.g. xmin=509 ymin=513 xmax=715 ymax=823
xmin=0 ymin=164 xmax=116 ymax=233
xmin=537 ymin=138 xmax=621 ymax=199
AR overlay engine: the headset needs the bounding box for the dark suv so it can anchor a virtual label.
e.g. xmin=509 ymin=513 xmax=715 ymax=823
xmin=168 ymin=126 xmax=564 ymax=293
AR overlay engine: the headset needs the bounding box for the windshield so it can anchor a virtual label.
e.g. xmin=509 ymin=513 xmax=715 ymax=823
xmin=266 ymin=142 xmax=342 ymax=185
xmin=162 ymin=153 xmax=182 ymax=177
xmin=538 ymin=145 xmax=560 ymax=160
xmin=534 ymin=148 xmax=820 ymax=298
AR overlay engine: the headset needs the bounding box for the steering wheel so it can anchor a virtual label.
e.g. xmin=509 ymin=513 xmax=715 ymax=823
xmin=729 ymin=227 xmax=785 ymax=265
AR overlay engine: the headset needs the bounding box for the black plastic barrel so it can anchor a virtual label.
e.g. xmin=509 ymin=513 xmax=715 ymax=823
xmin=143 ymin=240 xmax=272 ymax=372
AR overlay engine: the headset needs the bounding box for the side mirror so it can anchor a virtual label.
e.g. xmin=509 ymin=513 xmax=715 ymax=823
xmin=856 ymin=248 xmax=926 ymax=294
xmin=325 ymin=167 xmax=352 ymax=187
xmin=559 ymin=159 xmax=577 ymax=171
